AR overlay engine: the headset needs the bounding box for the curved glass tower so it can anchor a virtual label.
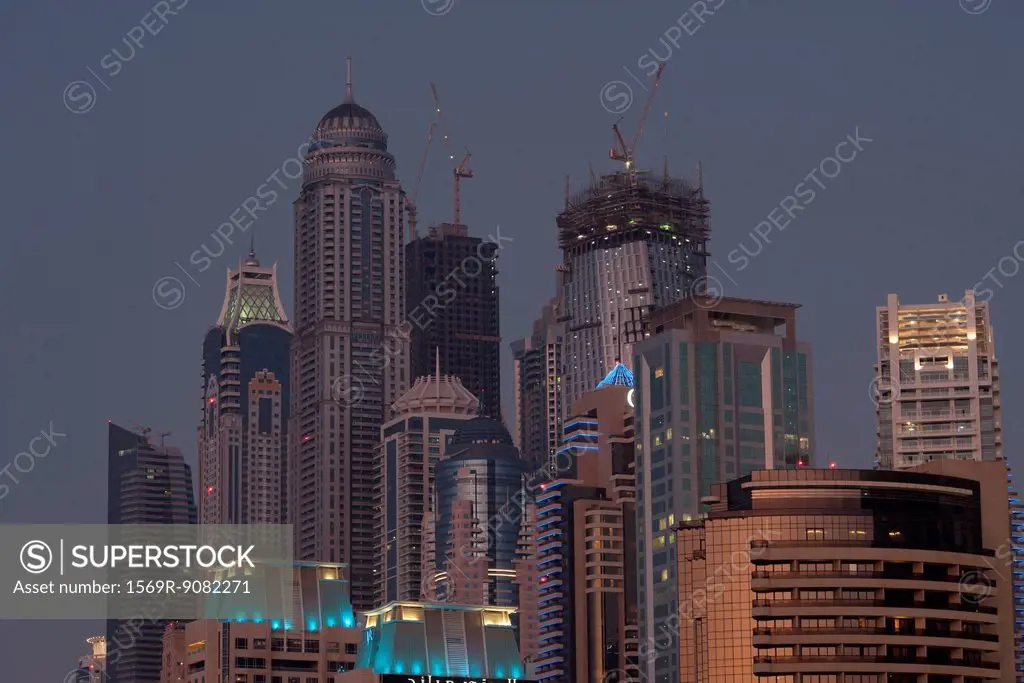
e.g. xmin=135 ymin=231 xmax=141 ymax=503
xmin=434 ymin=418 xmax=526 ymax=607
xmin=289 ymin=62 xmax=407 ymax=610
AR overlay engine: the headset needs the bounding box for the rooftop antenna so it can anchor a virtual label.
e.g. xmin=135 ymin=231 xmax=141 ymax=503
xmin=158 ymin=431 xmax=171 ymax=448
xmin=662 ymin=109 xmax=670 ymax=187
xmin=564 ymin=174 xmax=571 ymax=209
xmin=588 ymin=161 xmax=597 ymax=189
xmin=345 ymin=56 xmax=353 ymax=102
xmin=249 ymin=234 xmax=256 ymax=260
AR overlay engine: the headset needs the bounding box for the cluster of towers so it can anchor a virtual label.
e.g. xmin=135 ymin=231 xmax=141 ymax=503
xmin=98 ymin=62 xmax=1023 ymax=683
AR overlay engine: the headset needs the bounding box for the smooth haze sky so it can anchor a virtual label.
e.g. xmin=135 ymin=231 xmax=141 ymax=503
xmin=1 ymin=0 xmax=1022 ymax=677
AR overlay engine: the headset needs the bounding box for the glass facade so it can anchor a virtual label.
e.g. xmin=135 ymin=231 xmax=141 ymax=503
xmin=635 ymin=323 xmax=813 ymax=683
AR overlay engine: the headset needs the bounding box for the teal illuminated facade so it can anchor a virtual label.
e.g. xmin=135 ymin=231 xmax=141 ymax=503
xmin=633 ymin=296 xmax=813 ymax=683
xmin=358 ymin=602 xmax=525 ymax=678
xmin=204 ymin=562 xmax=356 ymax=631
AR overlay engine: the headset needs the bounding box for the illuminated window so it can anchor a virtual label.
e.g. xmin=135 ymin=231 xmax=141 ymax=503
xmin=666 ymin=428 xmax=673 ymax=441
xmin=655 ymin=367 xmax=665 ymax=378
xmin=806 ymin=528 xmax=825 ymax=538
xmin=659 ymin=569 xmax=669 ymax=582
xmin=668 ymin=513 xmax=675 ymax=526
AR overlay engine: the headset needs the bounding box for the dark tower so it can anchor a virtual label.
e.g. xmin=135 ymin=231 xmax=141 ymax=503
xmin=405 ymin=223 xmax=501 ymax=420
xmin=105 ymin=423 xmax=196 ymax=683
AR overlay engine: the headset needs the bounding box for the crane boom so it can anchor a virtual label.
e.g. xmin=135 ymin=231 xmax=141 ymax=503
xmin=406 ymin=121 xmax=435 ymax=241
xmin=430 ymin=82 xmax=474 ymax=226
xmin=608 ymin=62 xmax=666 ymax=186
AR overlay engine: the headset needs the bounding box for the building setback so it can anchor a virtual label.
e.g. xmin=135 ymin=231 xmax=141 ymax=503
xmin=199 ymin=247 xmax=291 ymax=525
xmin=533 ymin=383 xmax=638 ymax=683
xmin=633 ymin=295 xmax=813 ymax=683
xmin=557 ymin=171 xmax=709 ymax=415
xmin=676 ymin=462 xmax=1015 ymax=683
xmin=106 ymin=422 xmax=196 ymax=683
xmin=875 ymin=290 xmax=1001 ymax=469
xmin=289 ymin=65 xmax=408 ymax=611
xmin=406 ymin=222 xmax=501 ymax=420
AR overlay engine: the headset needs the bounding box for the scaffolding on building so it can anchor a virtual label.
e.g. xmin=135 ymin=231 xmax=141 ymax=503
xmin=556 ymin=170 xmax=710 ymax=253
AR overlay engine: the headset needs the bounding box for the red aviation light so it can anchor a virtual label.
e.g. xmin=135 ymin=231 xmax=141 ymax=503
xmin=208 ymin=397 xmax=216 ymax=403
xmin=207 ymin=486 xmax=214 ymax=494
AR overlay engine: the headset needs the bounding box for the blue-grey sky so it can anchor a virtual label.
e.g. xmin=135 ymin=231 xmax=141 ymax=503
xmin=1 ymin=0 xmax=1021 ymax=677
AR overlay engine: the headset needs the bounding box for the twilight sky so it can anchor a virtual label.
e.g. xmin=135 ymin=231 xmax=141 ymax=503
xmin=1 ymin=0 xmax=1022 ymax=678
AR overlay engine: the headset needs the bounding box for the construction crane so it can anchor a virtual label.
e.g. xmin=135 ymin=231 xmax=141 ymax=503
xmin=609 ymin=62 xmax=666 ymax=186
xmin=430 ymin=82 xmax=474 ymax=227
xmin=406 ymin=121 xmax=436 ymax=241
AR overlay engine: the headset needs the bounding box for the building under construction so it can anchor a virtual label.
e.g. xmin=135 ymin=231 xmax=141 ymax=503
xmin=556 ymin=168 xmax=710 ymax=412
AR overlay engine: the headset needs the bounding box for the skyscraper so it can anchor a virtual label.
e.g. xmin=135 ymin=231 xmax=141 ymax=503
xmin=106 ymin=422 xmax=196 ymax=683
xmin=874 ymin=290 xmax=1001 ymax=469
xmin=289 ymin=62 xmax=408 ymax=611
xmin=199 ymin=247 xmax=291 ymax=525
xmin=533 ymin=383 xmax=638 ymax=683
xmin=406 ymin=222 xmax=502 ymax=419
xmin=557 ymin=171 xmax=709 ymax=414
xmin=511 ymin=294 xmax=565 ymax=471
xmin=632 ymin=295 xmax=813 ymax=683
xmin=375 ymin=366 xmax=479 ymax=606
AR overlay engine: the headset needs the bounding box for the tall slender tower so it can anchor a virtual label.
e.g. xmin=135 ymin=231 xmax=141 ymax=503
xmin=557 ymin=171 xmax=710 ymax=415
xmin=199 ymin=246 xmax=291 ymax=525
xmin=289 ymin=60 xmax=407 ymax=610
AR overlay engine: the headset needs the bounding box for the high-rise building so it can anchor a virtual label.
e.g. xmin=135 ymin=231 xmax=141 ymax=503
xmin=432 ymin=418 xmax=526 ymax=608
xmin=632 ymin=295 xmax=813 ymax=683
xmin=375 ymin=365 xmax=479 ymax=606
xmin=406 ymin=222 xmax=501 ymax=419
xmin=675 ymin=462 xmax=1016 ymax=683
xmin=533 ymin=382 xmax=638 ymax=683
xmin=874 ymin=290 xmax=1001 ymax=470
xmin=557 ymin=171 xmax=709 ymax=414
xmin=289 ymin=63 xmax=408 ymax=610
xmin=511 ymin=294 xmax=565 ymax=471
xmin=106 ymin=422 xmax=196 ymax=683
xmin=199 ymin=246 xmax=291 ymax=525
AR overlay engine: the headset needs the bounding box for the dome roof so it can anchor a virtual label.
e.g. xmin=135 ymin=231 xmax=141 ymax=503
xmin=450 ymin=417 xmax=514 ymax=447
xmin=391 ymin=373 xmax=479 ymax=417
xmin=317 ymin=101 xmax=382 ymax=132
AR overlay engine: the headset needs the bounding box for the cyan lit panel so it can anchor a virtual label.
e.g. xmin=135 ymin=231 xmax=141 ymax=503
xmin=371 ymin=622 xmax=432 ymax=675
xmin=300 ymin=566 xmax=320 ymax=630
xmin=319 ymin=578 xmax=355 ymax=628
xmin=358 ymin=626 xmax=379 ymax=669
xmin=483 ymin=625 xmax=524 ymax=678
xmin=201 ymin=563 xmax=292 ymax=623
xmin=424 ymin=610 xmax=447 ymax=675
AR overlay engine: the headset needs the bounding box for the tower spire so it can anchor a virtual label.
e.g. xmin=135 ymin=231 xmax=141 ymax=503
xmin=345 ymin=56 xmax=353 ymax=102
xmin=249 ymin=234 xmax=256 ymax=260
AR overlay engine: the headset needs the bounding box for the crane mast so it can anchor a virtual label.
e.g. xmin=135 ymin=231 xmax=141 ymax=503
xmin=406 ymin=121 xmax=435 ymax=241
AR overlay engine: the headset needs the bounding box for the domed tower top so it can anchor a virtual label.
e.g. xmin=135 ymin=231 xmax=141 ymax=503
xmin=304 ymin=57 xmax=396 ymax=184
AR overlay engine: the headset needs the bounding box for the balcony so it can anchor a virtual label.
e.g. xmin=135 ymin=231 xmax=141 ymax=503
xmin=752 ymin=626 xmax=999 ymax=643
xmin=752 ymin=655 xmax=999 ymax=674
xmin=751 ymin=598 xmax=997 ymax=615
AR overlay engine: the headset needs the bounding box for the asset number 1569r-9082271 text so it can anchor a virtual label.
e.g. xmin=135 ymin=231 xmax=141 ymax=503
xmin=125 ymin=580 xmax=250 ymax=594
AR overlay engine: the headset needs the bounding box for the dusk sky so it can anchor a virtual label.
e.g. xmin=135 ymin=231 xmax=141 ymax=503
xmin=1 ymin=0 xmax=1022 ymax=678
